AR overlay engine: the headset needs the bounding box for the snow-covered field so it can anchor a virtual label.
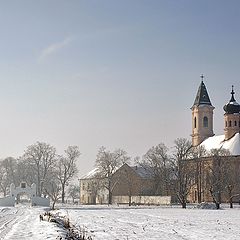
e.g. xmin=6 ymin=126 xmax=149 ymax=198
xmin=0 ymin=204 xmax=240 ymax=239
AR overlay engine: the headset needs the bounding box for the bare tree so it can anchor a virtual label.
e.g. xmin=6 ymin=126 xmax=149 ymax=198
xmin=16 ymin=158 xmax=36 ymax=186
xmin=139 ymin=143 xmax=170 ymax=195
xmin=170 ymin=138 xmax=194 ymax=208
xmin=207 ymin=148 xmax=240 ymax=209
xmin=95 ymin=147 xmax=129 ymax=205
xmin=191 ymin=145 xmax=208 ymax=203
xmin=68 ymin=184 xmax=80 ymax=204
xmin=44 ymin=174 xmax=61 ymax=210
xmin=114 ymin=164 xmax=137 ymax=206
xmin=56 ymin=146 xmax=80 ymax=203
xmin=0 ymin=167 xmax=8 ymax=196
xmin=22 ymin=142 xmax=56 ymax=196
xmin=224 ymin=160 xmax=239 ymax=208
xmin=123 ymin=167 xmax=135 ymax=206
xmin=86 ymin=175 xmax=105 ymax=204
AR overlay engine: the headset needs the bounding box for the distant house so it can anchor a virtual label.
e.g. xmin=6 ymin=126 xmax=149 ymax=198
xmin=79 ymin=168 xmax=108 ymax=204
xmin=79 ymin=163 xmax=156 ymax=205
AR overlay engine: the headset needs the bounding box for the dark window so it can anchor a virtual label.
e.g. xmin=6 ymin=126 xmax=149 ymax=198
xmin=229 ymin=121 xmax=232 ymax=127
xmin=235 ymin=121 xmax=237 ymax=126
xmin=203 ymin=116 xmax=208 ymax=127
xmin=225 ymin=121 xmax=227 ymax=127
xmin=194 ymin=117 xmax=197 ymax=128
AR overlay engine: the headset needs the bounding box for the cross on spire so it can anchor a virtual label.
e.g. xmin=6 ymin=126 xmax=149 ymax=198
xmin=200 ymin=74 xmax=204 ymax=81
xmin=230 ymin=85 xmax=236 ymax=102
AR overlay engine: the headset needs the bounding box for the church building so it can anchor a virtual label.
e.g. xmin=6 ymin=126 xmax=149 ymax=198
xmin=188 ymin=78 xmax=240 ymax=204
xmin=191 ymin=78 xmax=240 ymax=154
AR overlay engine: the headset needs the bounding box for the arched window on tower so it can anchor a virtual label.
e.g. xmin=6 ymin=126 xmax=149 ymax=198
xmin=203 ymin=116 xmax=208 ymax=128
xmin=194 ymin=117 xmax=197 ymax=128
xmin=235 ymin=121 xmax=237 ymax=126
xmin=229 ymin=121 xmax=232 ymax=127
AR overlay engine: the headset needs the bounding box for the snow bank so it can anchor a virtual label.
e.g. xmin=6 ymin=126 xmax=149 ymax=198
xmin=194 ymin=202 xmax=217 ymax=209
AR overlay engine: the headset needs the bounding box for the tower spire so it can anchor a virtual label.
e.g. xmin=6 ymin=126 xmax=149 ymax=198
xmin=192 ymin=77 xmax=212 ymax=107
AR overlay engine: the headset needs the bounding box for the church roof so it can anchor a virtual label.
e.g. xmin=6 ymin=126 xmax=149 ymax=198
xmin=200 ymin=133 xmax=240 ymax=156
xmin=192 ymin=81 xmax=213 ymax=107
xmin=80 ymin=164 xmax=154 ymax=180
xmin=130 ymin=166 xmax=153 ymax=179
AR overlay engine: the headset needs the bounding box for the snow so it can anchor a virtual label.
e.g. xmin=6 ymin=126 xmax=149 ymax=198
xmin=229 ymin=102 xmax=240 ymax=105
xmin=1 ymin=204 xmax=240 ymax=239
xmin=56 ymin=204 xmax=240 ymax=240
xmin=0 ymin=205 xmax=65 ymax=239
xmin=194 ymin=202 xmax=217 ymax=209
xmin=81 ymin=168 xmax=100 ymax=179
xmin=201 ymin=133 xmax=240 ymax=155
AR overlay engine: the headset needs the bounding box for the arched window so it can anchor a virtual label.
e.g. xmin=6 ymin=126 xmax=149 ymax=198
xmin=235 ymin=121 xmax=237 ymax=126
xmin=194 ymin=117 xmax=197 ymax=128
xmin=203 ymin=116 xmax=208 ymax=127
xmin=225 ymin=121 xmax=227 ymax=127
xmin=229 ymin=121 xmax=232 ymax=127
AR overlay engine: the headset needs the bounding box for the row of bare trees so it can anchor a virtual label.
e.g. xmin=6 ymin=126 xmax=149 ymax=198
xmin=0 ymin=142 xmax=80 ymax=208
xmin=1 ymin=138 xmax=238 ymax=209
xmin=93 ymin=138 xmax=240 ymax=209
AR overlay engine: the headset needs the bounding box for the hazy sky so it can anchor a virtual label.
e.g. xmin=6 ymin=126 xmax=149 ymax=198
xmin=0 ymin=0 xmax=240 ymax=176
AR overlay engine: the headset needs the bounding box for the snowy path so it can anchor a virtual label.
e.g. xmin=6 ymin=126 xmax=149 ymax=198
xmin=0 ymin=205 xmax=63 ymax=240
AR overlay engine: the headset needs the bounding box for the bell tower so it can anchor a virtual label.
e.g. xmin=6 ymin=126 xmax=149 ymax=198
xmin=191 ymin=76 xmax=214 ymax=146
xmin=223 ymin=86 xmax=240 ymax=140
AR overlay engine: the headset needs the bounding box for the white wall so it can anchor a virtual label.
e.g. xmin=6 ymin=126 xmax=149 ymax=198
xmin=31 ymin=196 xmax=50 ymax=207
xmin=112 ymin=196 xmax=171 ymax=205
xmin=0 ymin=196 xmax=15 ymax=206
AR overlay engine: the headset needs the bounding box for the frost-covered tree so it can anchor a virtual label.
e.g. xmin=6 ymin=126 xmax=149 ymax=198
xmin=56 ymin=146 xmax=80 ymax=203
xmin=0 ymin=157 xmax=18 ymax=196
xmin=22 ymin=142 xmax=57 ymax=196
xmin=95 ymin=147 xmax=129 ymax=205
xmin=16 ymin=157 xmax=36 ymax=186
